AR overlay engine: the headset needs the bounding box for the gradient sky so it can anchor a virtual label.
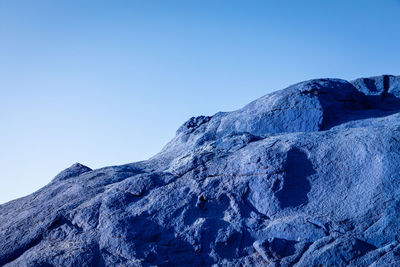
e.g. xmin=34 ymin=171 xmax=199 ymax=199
xmin=1 ymin=0 xmax=399 ymax=204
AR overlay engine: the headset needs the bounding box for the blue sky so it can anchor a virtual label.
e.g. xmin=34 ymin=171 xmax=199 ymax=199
xmin=1 ymin=0 xmax=399 ymax=204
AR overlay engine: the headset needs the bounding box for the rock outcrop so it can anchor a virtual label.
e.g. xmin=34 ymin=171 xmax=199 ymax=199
xmin=1 ymin=75 xmax=400 ymax=266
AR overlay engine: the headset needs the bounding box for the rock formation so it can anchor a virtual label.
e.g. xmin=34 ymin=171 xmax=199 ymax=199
xmin=1 ymin=75 xmax=400 ymax=266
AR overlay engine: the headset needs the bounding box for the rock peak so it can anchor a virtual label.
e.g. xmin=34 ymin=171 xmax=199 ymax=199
xmin=52 ymin=162 xmax=92 ymax=182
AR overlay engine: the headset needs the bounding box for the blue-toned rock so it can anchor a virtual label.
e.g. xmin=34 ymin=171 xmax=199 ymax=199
xmin=1 ymin=75 xmax=400 ymax=266
xmin=52 ymin=162 xmax=92 ymax=182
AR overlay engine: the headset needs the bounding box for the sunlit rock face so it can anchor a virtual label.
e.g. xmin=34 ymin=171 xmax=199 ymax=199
xmin=1 ymin=75 xmax=400 ymax=266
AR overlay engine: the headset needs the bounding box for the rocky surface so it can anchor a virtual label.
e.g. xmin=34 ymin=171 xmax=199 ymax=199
xmin=1 ymin=75 xmax=400 ymax=266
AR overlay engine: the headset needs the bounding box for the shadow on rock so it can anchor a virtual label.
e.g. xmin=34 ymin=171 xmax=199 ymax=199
xmin=319 ymin=75 xmax=400 ymax=130
xmin=276 ymin=148 xmax=315 ymax=209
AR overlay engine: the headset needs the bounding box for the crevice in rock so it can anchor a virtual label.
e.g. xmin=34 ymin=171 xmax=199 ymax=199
xmin=48 ymin=214 xmax=83 ymax=232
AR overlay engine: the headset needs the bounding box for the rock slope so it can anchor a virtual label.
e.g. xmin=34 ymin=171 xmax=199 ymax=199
xmin=1 ymin=75 xmax=400 ymax=266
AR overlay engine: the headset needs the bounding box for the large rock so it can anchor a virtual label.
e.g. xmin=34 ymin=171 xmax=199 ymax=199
xmin=1 ymin=75 xmax=400 ymax=266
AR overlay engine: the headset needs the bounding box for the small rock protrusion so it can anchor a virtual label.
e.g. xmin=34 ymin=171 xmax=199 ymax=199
xmin=176 ymin=115 xmax=212 ymax=134
xmin=196 ymin=194 xmax=206 ymax=209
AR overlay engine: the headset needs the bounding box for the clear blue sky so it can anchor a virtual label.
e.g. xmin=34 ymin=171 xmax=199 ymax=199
xmin=1 ymin=0 xmax=399 ymax=204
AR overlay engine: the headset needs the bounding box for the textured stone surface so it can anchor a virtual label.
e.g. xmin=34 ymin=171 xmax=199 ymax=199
xmin=1 ymin=75 xmax=400 ymax=266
